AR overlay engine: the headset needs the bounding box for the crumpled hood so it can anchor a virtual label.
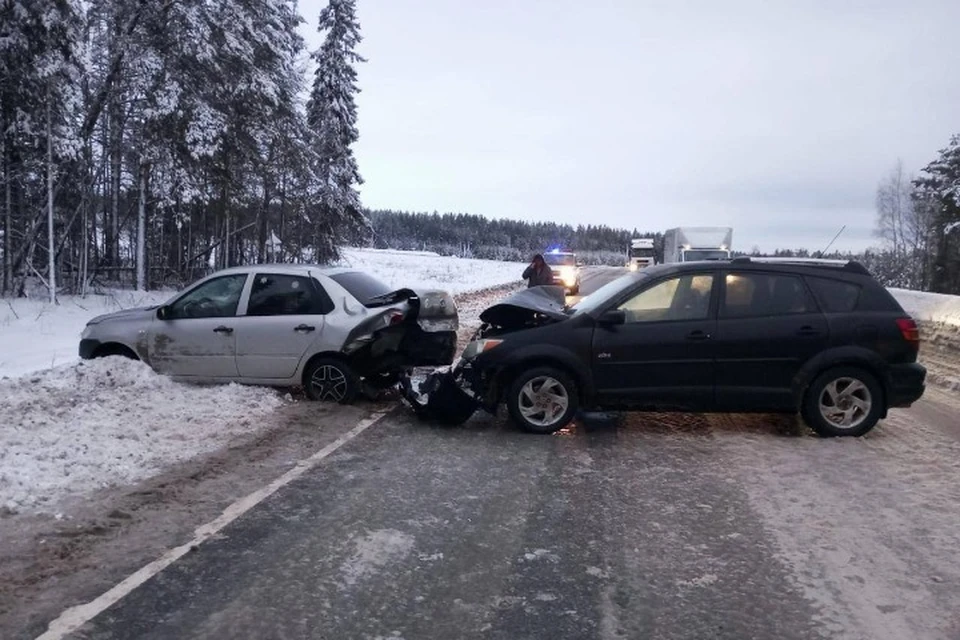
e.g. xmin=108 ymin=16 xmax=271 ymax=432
xmin=86 ymin=306 xmax=158 ymax=325
xmin=479 ymin=286 xmax=568 ymax=328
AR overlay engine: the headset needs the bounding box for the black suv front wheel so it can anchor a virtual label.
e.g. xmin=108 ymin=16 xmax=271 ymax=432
xmin=506 ymin=367 xmax=579 ymax=434
xmin=802 ymin=366 xmax=883 ymax=437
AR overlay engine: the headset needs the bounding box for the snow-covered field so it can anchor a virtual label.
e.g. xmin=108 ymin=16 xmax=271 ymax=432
xmin=0 ymin=250 xmax=524 ymax=515
xmin=0 ymin=290 xmax=172 ymax=379
xmin=338 ymin=247 xmax=523 ymax=294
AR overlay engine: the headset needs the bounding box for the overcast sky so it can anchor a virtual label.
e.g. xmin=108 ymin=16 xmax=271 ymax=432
xmin=299 ymin=0 xmax=960 ymax=252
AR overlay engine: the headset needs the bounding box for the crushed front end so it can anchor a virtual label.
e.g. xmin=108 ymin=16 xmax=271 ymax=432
xmin=399 ymin=286 xmax=569 ymax=425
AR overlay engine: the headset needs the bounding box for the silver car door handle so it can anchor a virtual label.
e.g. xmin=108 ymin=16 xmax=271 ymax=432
xmin=213 ymin=326 xmax=233 ymax=334
xmin=294 ymin=324 xmax=316 ymax=332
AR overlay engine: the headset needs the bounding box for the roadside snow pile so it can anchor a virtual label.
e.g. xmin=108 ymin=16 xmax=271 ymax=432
xmin=0 ymin=357 xmax=285 ymax=514
xmin=0 ymin=290 xmax=171 ymax=378
xmin=339 ymin=247 xmax=523 ymax=294
xmin=890 ymin=288 xmax=960 ymax=326
xmin=890 ymin=288 xmax=960 ymax=392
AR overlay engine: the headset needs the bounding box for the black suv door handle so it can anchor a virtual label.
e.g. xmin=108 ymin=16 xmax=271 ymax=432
xmin=686 ymin=330 xmax=711 ymax=341
xmin=294 ymin=324 xmax=316 ymax=333
xmin=796 ymin=326 xmax=820 ymax=337
xmin=213 ymin=326 xmax=234 ymax=334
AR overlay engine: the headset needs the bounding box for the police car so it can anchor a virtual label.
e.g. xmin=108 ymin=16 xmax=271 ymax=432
xmin=543 ymin=249 xmax=581 ymax=295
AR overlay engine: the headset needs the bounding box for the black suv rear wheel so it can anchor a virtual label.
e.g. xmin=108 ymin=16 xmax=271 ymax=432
xmin=506 ymin=366 xmax=579 ymax=434
xmin=802 ymin=366 xmax=883 ymax=437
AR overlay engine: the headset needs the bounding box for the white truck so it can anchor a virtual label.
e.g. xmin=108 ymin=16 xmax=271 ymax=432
xmin=627 ymin=238 xmax=656 ymax=271
xmin=662 ymin=227 xmax=733 ymax=263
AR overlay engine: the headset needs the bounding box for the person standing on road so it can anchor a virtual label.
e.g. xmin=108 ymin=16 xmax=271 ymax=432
xmin=523 ymin=254 xmax=553 ymax=287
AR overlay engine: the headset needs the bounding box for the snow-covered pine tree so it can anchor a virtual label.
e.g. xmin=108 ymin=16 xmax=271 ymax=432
xmin=306 ymin=0 xmax=368 ymax=263
xmin=913 ymin=134 xmax=960 ymax=294
xmin=0 ymin=0 xmax=83 ymax=299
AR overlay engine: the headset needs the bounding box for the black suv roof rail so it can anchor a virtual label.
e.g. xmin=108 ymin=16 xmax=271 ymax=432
xmin=729 ymin=256 xmax=871 ymax=275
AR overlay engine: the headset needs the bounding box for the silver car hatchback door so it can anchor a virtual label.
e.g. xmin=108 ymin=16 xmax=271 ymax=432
xmin=235 ymin=273 xmax=334 ymax=379
xmin=149 ymin=273 xmax=248 ymax=377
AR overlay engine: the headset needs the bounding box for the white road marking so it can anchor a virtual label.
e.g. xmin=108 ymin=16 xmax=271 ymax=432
xmin=37 ymin=410 xmax=390 ymax=640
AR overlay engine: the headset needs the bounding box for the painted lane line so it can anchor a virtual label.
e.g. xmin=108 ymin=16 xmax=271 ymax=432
xmin=37 ymin=410 xmax=390 ymax=640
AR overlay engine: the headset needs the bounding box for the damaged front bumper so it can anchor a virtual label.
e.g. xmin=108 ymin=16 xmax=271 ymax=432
xmin=397 ymin=286 xmax=570 ymax=425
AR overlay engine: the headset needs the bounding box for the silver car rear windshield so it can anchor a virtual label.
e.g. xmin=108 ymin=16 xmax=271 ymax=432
xmin=329 ymin=272 xmax=395 ymax=307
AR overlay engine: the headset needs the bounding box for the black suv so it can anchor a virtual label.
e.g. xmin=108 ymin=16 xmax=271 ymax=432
xmin=451 ymin=258 xmax=925 ymax=436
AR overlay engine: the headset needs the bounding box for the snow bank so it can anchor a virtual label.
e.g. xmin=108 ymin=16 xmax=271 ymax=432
xmin=0 ymin=290 xmax=171 ymax=378
xmin=0 ymin=357 xmax=284 ymax=514
xmin=890 ymin=288 xmax=960 ymax=327
xmin=339 ymin=248 xmax=523 ymax=294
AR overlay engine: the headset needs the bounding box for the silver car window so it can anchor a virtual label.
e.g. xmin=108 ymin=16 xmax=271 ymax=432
xmin=247 ymin=274 xmax=333 ymax=316
xmin=169 ymin=274 xmax=248 ymax=319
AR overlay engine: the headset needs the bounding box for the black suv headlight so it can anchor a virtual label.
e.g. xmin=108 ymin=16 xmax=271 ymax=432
xmin=461 ymin=339 xmax=503 ymax=361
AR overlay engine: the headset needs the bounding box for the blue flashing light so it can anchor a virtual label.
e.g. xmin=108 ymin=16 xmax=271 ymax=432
xmin=548 ymin=247 xmax=562 ymax=254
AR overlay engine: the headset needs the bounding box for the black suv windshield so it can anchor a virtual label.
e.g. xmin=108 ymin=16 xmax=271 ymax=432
xmin=329 ymin=271 xmax=394 ymax=306
xmin=570 ymin=272 xmax=648 ymax=315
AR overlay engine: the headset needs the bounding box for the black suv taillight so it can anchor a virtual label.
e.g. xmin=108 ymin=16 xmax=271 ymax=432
xmin=896 ymin=318 xmax=920 ymax=344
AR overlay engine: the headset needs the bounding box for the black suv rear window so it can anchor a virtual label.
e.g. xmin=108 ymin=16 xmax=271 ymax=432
xmin=722 ymin=272 xmax=812 ymax=317
xmin=807 ymin=277 xmax=860 ymax=312
xmin=329 ymin=272 xmax=394 ymax=306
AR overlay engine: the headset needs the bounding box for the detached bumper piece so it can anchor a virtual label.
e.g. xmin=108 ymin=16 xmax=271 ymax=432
xmin=399 ymin=370 xmax=478 ymax=426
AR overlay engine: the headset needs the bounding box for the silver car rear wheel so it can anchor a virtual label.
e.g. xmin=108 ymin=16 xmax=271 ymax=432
xmin=304 ymin=358 xmax=359 ymax=404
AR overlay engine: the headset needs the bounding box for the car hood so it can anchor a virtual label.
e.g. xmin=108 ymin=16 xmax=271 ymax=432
xmin=87 ymin=306 xmax=158 ymax=325
xmin=479 ymin=286 xmax=568 ymax=329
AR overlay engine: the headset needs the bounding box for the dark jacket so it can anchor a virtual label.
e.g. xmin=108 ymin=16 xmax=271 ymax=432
xmin=522 ymin=263 xmax=554 ymax=287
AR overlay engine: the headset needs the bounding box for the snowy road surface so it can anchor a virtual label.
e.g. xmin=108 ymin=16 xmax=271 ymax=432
xmin=55 ymin=391 xmax=960 ymax=640
xmin=7 ymin=267 xmax=958 ymax=640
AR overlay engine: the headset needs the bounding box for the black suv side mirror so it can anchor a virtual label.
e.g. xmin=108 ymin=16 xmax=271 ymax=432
xmin=597 ymin=309 xmax=626 ymax=326
xmin=157 ymin=305 xmax=170 ymax=320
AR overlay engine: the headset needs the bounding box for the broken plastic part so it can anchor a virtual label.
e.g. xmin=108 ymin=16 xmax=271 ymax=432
xmin=400 ymin=370 xmax=478 ymax=426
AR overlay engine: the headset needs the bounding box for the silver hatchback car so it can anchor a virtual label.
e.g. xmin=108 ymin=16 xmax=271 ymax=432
xmin=79 ymin=265 xmax=458 ymax=403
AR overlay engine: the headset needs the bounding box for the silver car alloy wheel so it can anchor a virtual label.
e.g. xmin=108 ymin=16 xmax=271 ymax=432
xmin=518 ymin=376 xmax=569 ymax=427
xmin=311 ymin=364 xmax=348 ymax=402
xmin=818 ymin=376 xmax=873 ymax=430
